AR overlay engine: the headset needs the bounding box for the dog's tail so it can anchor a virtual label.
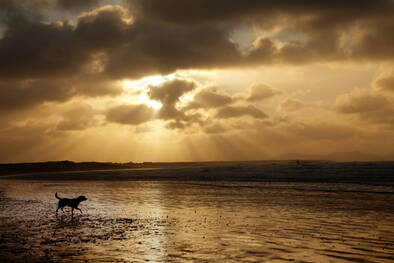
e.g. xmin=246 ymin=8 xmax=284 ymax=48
xmin=55 ymin=192 xmax=61 ymax=199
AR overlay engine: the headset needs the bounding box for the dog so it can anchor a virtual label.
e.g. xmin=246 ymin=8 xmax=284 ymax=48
xmin=55 ymin=192 xmax=87 ymax=216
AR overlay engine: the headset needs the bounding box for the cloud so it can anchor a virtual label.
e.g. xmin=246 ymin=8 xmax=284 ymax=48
xmin=187 ymin=88 xmax=233 ymax=109
xmin=149 ymin=79 xmax=196 ymax=120
xmin=0 ymin=122 xmax=51 ymax=162
xmin=106 ymin=104 xmax=155 ymax=125
xmin=133 ymin=0 xmax=394 ymax=64
xmin=149 ymin=79 xmax=196 ymax=105
xmin=133 ymin=0 xmax=393 ymax=24
xmin=104 ymin=78 xmax=205 ymax=129
xmin=103 ymin=19 xmax=240 ymax=78
xmin=1 ymin=1 xmax=392 ymax=84
xmin=56 ymin=103 xmax=97 ymax=131
xmin=1 ymin=0 xmax=102 ymax=11
xmin=336 ymin=91 xmax=389 ymax=114
xmin=0 ymin=0 xmax=392 ymax=119
xmin=288 ymin=122 xmax=354 ymax=140
xmin=280 ymin=98 xmax=305 ymax=112
xmin=247 ymin=83 xmax=282 ymax=101
xmin=0 ymin=76 xmax=121 ymax=111
xmin=351 ymin=22 xmax=394 ymax=61
xmin=335 ymin=88 xmax=394 ymax=126
xmin=216 ymin=105 xmax=267 ymax=119
xmin=203 ymin=122 xmax=229 ymax=134
xmin=376 ymin=74 xmax=394 ymax=93
xmin=0 ymin=4 xmax=132 ymax=79
xmin=0 ymin=79 xmax=74 ymax=110
xmin=56 ymin=0 xmax=100 ymax=10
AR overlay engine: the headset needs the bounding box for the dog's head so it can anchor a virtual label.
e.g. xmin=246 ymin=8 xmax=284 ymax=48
xmin=77 ymin=195 xmax=87 ymax=202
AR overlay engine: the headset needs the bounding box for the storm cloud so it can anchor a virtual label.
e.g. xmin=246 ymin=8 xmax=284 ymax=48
xmin=1 ymin=0 xmax=393 ymax=85
xmin=0 ymin=0 xmax=393 ymax=162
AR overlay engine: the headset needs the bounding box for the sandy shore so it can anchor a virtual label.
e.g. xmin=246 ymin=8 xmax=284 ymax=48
xmin=0 ymin=162 xmax=393 ymax=262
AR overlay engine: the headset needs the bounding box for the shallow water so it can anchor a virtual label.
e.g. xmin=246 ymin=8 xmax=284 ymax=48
xmin=0 ymin=180 xmax=393 ymax=262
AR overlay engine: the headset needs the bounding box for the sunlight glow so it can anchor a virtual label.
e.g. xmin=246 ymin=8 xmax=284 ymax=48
xmin=138 ymin=93 xmax=163 ymax=110
xmin=123 ymin=74 xmax=176 ymax=91
xmin=121 ymin=75 xmax=179 ymax=111
xmin=177 ymin=92 xmax=196 ymax=109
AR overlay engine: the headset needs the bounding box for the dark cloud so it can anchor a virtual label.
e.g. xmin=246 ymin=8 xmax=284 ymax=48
xmin=247 ymin=84 xmax=282 ymax=101
xmin=75 ymin=5 xmax=132 ymax=51
xmin=245 ymin=38 xmax=277 ymax=64
xmin=56 ymin=0 xmax=100 ymax=10
xmin=1 ymin=1 xmax=393 ymax=83
xmin=0 ymin=0 xmax=393 ymax=119
xmin=149 ymin=79 xmax=196 ymax=120
xmin=0 ymin=79 xmax=74 ymax=110
xmin=132 ymin=1 xmax=392 ymax=24
xmin=351 ymin=22 xmax=394 ymax=61
xmin=133 ymin=0 xmax=394 ymax=63
xmin=103 ymin=20 xmax=240 ymax=78
xmin=0 ymin=76 xmax=121 ymax=111
xmin=0 ymin=19 xmax=82 ymax=79
xmin=216 ymin=105 xmax=267 ymax=119
xmin=149 ymin=79 xmax=195 ymax=106
xmin=0 ymin=5 xmax=131 ymax=79
xmin=0 ymin=2 xmax=240 ymax=79
xmin=106 ymin=104 xmax=155 ymax=125
xmin=1 ymin=0 xmax=102 ymax=10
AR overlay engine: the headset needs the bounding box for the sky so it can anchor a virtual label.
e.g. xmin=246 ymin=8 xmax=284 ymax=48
xmin=0 ymin=0 xmax=393 ymax=163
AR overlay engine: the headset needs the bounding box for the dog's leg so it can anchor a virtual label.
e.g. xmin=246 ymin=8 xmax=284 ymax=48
xmin=76 ymin=207 xmax=83 ymax=214
xmin=72 ymin=207 xmax=74 ymax=217
xmin=56 ymin=207 xmax=59 ymax=215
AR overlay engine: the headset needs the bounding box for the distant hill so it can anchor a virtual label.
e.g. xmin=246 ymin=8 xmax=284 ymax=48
xmin=0 ymin=160 xmax=279 ymax=175
xmin=278 ymin=151 xmax=384 ymax=162
xmin=0 ymin=160 xmax=137 ymax=176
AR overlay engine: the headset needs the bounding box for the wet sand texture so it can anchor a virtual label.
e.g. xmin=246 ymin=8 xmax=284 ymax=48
xmin=0 ymin=178 xmax=393 ymax=262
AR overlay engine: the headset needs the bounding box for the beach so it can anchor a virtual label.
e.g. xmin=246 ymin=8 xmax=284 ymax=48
xmin=0 ymin=162 xmax=393 ymax=262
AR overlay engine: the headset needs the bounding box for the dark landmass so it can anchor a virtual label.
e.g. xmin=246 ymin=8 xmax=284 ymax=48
xmin=277 ymin=151 xmax=386 ymax=162
xmin=0 ymin=160 xmax=289 ymax=175
xmin=0 ymin=159 xmax=331 ymax=175
xmin=0 ymin=160 xmax=134 ymax=175
xmin=0 ymin=160 xmax=393 ymax=185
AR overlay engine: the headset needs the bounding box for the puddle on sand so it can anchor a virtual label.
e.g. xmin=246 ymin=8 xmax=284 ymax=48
xmin=0 ymin=180 xmax=393 ymax=262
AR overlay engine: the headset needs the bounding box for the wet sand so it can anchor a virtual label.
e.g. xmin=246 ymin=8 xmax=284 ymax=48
xmin=0 ymin=163 xmax=394 ymax=262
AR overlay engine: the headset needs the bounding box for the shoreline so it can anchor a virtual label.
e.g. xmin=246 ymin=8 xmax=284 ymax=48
xmin=0 ymin=161 xmax=393 ymax=185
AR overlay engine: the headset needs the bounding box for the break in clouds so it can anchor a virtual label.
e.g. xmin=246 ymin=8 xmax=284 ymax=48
xmin=0 ymin=0 xmax=393 ymax=162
